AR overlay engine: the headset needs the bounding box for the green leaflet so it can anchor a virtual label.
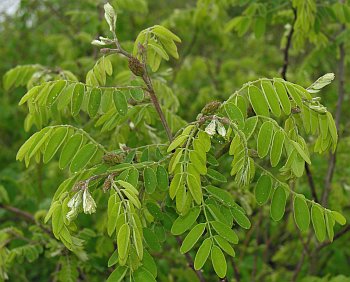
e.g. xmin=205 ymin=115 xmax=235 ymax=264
xmin=231 ymin=207 xmax=251 ymax=229
xmin=16 ymin=131 xmax=41 ymax=161
xmin=57 ymin=83 xmax=75 ymax=111
xmin=144 ymin=167 xmax=157 ymax=194
xmin=285 ymin=83 xmax=303 ymax=108
xmin=167 ymin=135 xmax=188 ymax=152
xmin=293 ymin=195 xmax=310 ymax=232
xmin=325 ymin=210 xmax=335 ymax=242
xmin=156 ymin=165 xmax=169 ymax=191
xmin=257 ymin=121 xmax=274 ymax=158
xmin=311 ymin=204 xmax=326 ymax=242
xmin=248 ymin=85 xmax=270 ymax=116
xmin=211 ymin=245 xmax=227 ymax=278
xmin=326 ymin=112 xmax=338 ymax=152
xmin=106 ymin=266 xmax=127 ymax=282
xmin=171 ymin=206 xmax=201 ymax=235
xmin=117 ymin=223 xmax=130 ymax=261
xmin=273 ymin=80 xmax=291 ymax=115
xmin=146 ymin=202 xmax=163 ymax=220
xmin=189 ymin=150 xmax=207 ymax=175
xmin=113 ymin=90 xmax=128 ymax=116
xmin=255 ymin=175 xmax=272 ymax=205
xmin=129 ymin=87 xmax=144 ymax=102
xmin=261 ymin=80 xmax=281 ymax=117
xmin=28 ymin=127 xmax=53 ymax=159
xmin=143 ymin=228 xmax=161 ymax=252
xmin=69 ymin=143 xmax=97 ymax=173
xmin=270 ymin=130 xmax=285 ymax=167
xmin=133 ymin=267 xmax=156 ymax=282
xmin=224 ymin=102 xmax=244 ymax=127
xmin=211 ymin=221 xmax=238 ymax=244
xmin=214 ymin=235 xmax=235 ymax=257
xmin=205 ymin=185 xmax=235 ymax=207
xmin=59 ymin=134 xmax=83 ymax=169
xmin=291 ymin=140 xmax=311 ymax=164
xmin=43 ymin=127 xmax=69 ymax=164
xmin=142 ymin=250 xmax=157 ymax=278
xmin=71 ymin=83 xmax=84 ymax=116
xmin=87 ymin=88 xmax=101 ymax=117
xmin=194 ymin=238 xmax=212 ymax=270
xmin=206 ymin=168 xmax=227 ymax=183
xmin=107 ymin=249 xmax=119 ymax=267
xmin=187 ymin=173 xmax=202 ymax=204
xmin=133 ymin=228 xmax=143 ymax=259
xmin=331 ymin=211 xmax=346 ymax=225
xmin=243 ymin=116 xmax=258 ymax=139
xmin=180 ymin=223 xmax=206 ymax=254
xmin=270 ymin=186 xmax=287 ymax=221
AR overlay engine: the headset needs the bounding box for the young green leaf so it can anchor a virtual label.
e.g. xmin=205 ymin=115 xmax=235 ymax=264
xmin=43 ymin=127 xmax=69 ymax=164
xmin=254 ymin=175 xmax=272 ymax=205
xmin=71 ymin=83 xmax=84 ymax=116
xmin=180 ymin=223 xmax=206 ymax=254
xmin=117 ymin=223 xmax=130 ymax=260
xmin=311 ymin=204 xmax=326 ymax=242
xmin=261 ymin=80 xmax=281 ymax=117
xmin=270 ymin=130 xmax=285 ymax=167
xmin=194 ymin=238 xmax=212 ymax=270
xmin=231 ymin=207 xmax=251 ymax=229
xmin=257 ymin=121 xmax=274 ymax=158
xmin=156 ymin=165 xmax=169 ymax=191
xmin=270 ymin=186 xmax=287 ymax=221
xmin=214 ymin=235 xmax=235 ymax=257
xmin=69 ymin=144 xmax=97 ymax=172
xmin=113 ymin=90 xmax=128 ymax=116
xmin=171 ymin=206 xmax=201 ymax=235
xmin=211 ymin=221 xmax=238 ymax=244
xmin=248 ymin=85 xmax=270 ymax=116
xmin=106 ymin=266 xmax=127 ymax=282
xmin=206 ymin=168 xmax=227 ymax=183
xmin=59 ymin=134 xmax=83 ymax=169
xmin=273 ymin=80 xmax=291 ymax=115
xmin=293 ymin=195 xmax=310 ymax=232
xmin=88 ymin=88 xmax=101 ymax=117
xmin=211 ymin=245 xmax=227 ymax=278
xmin=144 ymin=167 xmax=157 ymax=194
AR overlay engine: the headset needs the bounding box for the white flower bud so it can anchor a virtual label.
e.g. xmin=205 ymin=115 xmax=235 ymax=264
xmin=91 ymin=40 xmax=107 ymax=46
xmin=205 ymin=120 xmax=216 ymax=136
xmin=83 ymin=189 xmax=97 ymax=214
xmin=104 ymin=3 xmax=117 ymax=33
xmin=216 ymin=122 xmax=226 ymax=137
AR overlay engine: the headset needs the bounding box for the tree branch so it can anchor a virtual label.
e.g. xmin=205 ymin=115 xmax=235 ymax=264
xmin=103 ymin=39 xmax=173 ymax=142
xmin=280 ymin=8 xmax=296 ymax=80
xmin=321 ymin=22 xmax=346 ymax=206
xmin=0 ymin=204 xmax=51 ymax=234
xmin=175 ymin=237 xmax=206 ymax=282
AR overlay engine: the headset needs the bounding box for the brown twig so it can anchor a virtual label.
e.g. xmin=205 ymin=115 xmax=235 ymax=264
xmin=0 ymin=204 xmax=51 ymax=234
xmin=280 ymin=8 xmax=296 ymax=80
xmin=175 ymin=237 xmax=206 ymax=282
xmin=321 ymin=22 xmax=346 ymax=206
xmin=103 ymin=37 xmax=173 ymax=142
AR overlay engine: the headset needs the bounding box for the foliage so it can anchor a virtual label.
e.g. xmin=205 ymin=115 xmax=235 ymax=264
xmin=1 ymin=0 xmax=350 ymax=281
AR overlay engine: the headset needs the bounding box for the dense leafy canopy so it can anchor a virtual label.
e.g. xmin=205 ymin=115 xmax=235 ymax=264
xmin=0 ymin=0 xmax=350 ymax=281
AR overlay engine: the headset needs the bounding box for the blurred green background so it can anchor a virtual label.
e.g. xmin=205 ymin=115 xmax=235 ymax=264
xmin=0 ymin=0 xmax=349 ymax=281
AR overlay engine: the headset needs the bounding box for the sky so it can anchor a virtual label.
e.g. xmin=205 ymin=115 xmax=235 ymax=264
xmin=0 ymin=0 xmax=20 ymax=15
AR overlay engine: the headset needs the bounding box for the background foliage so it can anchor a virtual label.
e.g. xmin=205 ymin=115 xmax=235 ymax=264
xmin=0 ymin=0 xmax=350 ymax=281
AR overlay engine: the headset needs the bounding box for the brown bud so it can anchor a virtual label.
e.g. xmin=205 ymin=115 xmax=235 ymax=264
xmin=103 ymin=152 xmax=126 ymax=165
xmin=103 ymin=178 xmax=112 ymax=192
xmin=201 ymin=101 xmax=222 ymax=115
xmin=128 ymin=57 xmax=144 ymax=77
